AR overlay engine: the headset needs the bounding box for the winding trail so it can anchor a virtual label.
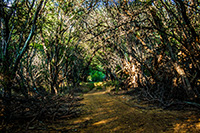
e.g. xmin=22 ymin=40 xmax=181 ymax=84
xmin=64 ymin=90 xmax=199 ymax=133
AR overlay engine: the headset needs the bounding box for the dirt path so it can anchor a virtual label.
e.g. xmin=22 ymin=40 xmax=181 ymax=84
xmin=63 ymin=90 xmax=200 ymax=133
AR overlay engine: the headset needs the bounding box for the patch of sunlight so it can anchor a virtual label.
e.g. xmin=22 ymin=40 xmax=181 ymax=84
xmin=92 ymin=117 xmax=117 ymax=126
xmin=92 ymin=111 xmax=107 ymax=117
xmin=196 ymin=122 xmax=200 ymax=129
xmin=94 ymin=82 xmax=103 ymax=87
xmin=73 ymin=117 xmax=91 ymax=124
xmin=173 ymin=115 xmax=200 ymax=132
xmin=113 ymin=126 xmax=122 ymax=131
xmin=174 ymin=123 xmax=187 ymax=132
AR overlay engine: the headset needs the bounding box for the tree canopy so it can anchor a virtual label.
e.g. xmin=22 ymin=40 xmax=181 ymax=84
xmin=0 ymin=0 xmax=200 ymax=130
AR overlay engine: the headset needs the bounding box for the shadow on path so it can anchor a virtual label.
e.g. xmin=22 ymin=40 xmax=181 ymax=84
xmin=62 ymin=90 xmax=200 ymax=133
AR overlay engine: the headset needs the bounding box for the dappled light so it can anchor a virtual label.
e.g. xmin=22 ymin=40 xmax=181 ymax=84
xmin=0 ymin=0 xmax=199 ymax=132
xmin=57 ymin=89 xmax=200 ymax=132
xmin=73 ymin=116 xmax=92 ymax=125
xmin=92 ymin=117 xmax=118 ymax=126
xmin=173 ymin=115 xmax=200 ymax=132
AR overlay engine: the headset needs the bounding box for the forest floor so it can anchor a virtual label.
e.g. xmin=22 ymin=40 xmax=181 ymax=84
xmin=46 ymin=86 xmax=200 ymax=133
xmin=5 ymin=84 xmax=200 ymax=132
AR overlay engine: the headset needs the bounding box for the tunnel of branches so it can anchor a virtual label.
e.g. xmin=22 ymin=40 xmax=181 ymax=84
xmin=0 ymin=0 xmax=200 ymax=129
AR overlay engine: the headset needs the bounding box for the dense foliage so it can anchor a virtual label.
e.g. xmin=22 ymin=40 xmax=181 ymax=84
xmin=0 ymin=0 xmax=200 ymax=130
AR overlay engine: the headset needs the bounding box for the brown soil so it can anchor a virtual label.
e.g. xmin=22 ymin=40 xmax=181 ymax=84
xmin=14 ymin=88 xmax=200 ymax=132
xmin=54 ymin=90 xmax=200 ymax=133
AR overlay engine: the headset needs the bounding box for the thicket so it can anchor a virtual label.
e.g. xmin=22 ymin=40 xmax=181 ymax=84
xmin=0 ymin=0 xmax=200 ymax=131
xmin=81 ymin=0 xmax=200 ymax=106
